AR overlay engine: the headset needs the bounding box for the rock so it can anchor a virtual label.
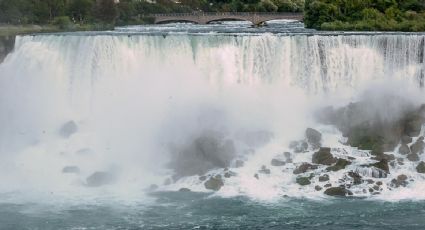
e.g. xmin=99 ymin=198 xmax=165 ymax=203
xmin=179 ymin=188 xmax=191 ymax=192
xmin=407 ymin=153 xmax=420 ymax=162
xmin=399 ymin=144 xmax=410 ymax=155
xmin=348 ymin=171 xmax=362 ymax=185
xmin=293 ymin=163 xmax=318 ymax=175
xmin=204 ymin=176 xmax=224 ymax=191
xmin=371 ymin=159 xmax=389 ymax=173
xmin=62 ymin=166 xmax=80 ymax=174
xmin=404 ymin=113 xmax=424 ymax=137
xmin=315 ymin=185 xmax=322 ymax=191
xmin=391 ymin=174 xmax=408 ymax=188
xmin=224 ymin=171 xmax=237 ymax=178
xmin=234 ymin=160 xmax=244 ymax=168
xmin=289 ymin=141 xmax=308 ymax=153
xmin=410 ymin=137 xmax=424 ymax=155
xmin=284 ymin=152 xmax=292 ymax=162
xmin=199 ymin=175 xmax=207 ymax=181
xmin=366 ymin=179 xmax=374 ymax=184
xmin=86 ymin=171 xmax=115 ymax=187
xmin=401 ymin=135 xmax=413 ymax=144
xmin=254 ymin=174 xmax=259 ymax=179
xmin=319 ymin=174 xmax=329 ymax=182
xmin=416 ymin=161 xmax=425 ymax=173
xmin=372 ymin=153 xmax=395 ymax=162
xmin=271 ymin=158 xmax=286 ymax=166
xmin=312 ymin=147 xmax=336 ymax=165
xmin=326 ymin=159 xmax=351 ymax=172
xmin=324 ymin=187 xmax=353 ymax=197
xmin=259 ymin=165 xmax=271 ymax=174
xmin=59 ymin=121 xmax=78 ymax=138
xmin=376 ymin=181 xmax=383 ymax=186
xmin=296 ymin=177 xmax=311 ymax=186
xmin=324 ymin=183 xmax=332 ymax=188
xmin=305 ymin=128 xmax=322 ymax=149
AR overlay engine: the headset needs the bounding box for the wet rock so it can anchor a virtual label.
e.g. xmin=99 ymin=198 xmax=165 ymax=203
xmin=315 ymin=185 xmax=322 ymax=191
xmin=348 ymin=171 xmax=362 ymax=185
xmin=204 ymin=175 xmax=224 ymax=191
xmin=284 ymin=152 xmax=292 ymax=163
xmin=327 ymin=159 xmax=351 ymax=172
xmin=59 ymin=121 xmax=78 ymax=138
xmin=324 ymin=187 xmax=353 ymax=197
xmin=86 ymin=171 xmax=115 ymax=187
xmin=296 ymin=176 xmax=311 ymax=186
xmin=416 ymin=161 xmax=425 ymax=173
xmin=289 ymin=141 xmax=308 ymax=153
xmin=391 ymin=174 xmax=408 ymax=188
xmin=179 ymin=188 xmax=191 ymax=192
xmin=259 ymin=165 xmax=271 ymax=174
xmin=234 ymin=160 xmax=244 ymax=168
xmin=224 ymin=171 xmax=237 ymax=178
xmin=401 ymin=135 xmax=413 ymax=144
xmin=376 ymin=181 xmax=383 ymax=186
xmin=410 ymin=137 xmax=425 ymax=155
xmin=62 ymin=166 xmax=80 ymax=174
xmin=293 ymin=163 xmax=318 ymax=175
xmin=324 ymin=183 xmax=332 ymax=188
xmin=366 ymin=179 xmax=374 ymax=184
xmin=271 ymin=159 xmax=286 ymax=167
xmin=319 ymin=174 xmax=329 ymax=182
xmin=371 ymin=159 xmax=389 ymax=173
xmin=372 ymin=153 xmax=395 ymax=162
xmin=305 ymin=128 xmax=322 ymax=149
xmin=404 ymin=112 xmax=424 ymax=137
xmin=397 ymin=158 xmax=405 ymax=165
xmin=254 ymin=174 xmax=259 ymax=179
xmin=199 ymin=176 xmax=207 ymax=181
xmin=407 ymin=153 xmax=420 ymax=162
xmin=312 ymin=147 xmax=336 ymax=165
xmin=399 ymin=144 xmax=410 ymax=155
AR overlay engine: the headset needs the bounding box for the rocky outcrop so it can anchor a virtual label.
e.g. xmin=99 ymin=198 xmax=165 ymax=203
xmin=312 ymin=147 xmax=336 ymax=165
xmin=324 ymin=187 xmax=353 ymax=197
xmin=204 ymin=175 xmax=224 ymax=191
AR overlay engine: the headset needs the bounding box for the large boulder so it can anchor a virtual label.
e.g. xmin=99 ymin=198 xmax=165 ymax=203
xmin=410 ymin=137 xmax=424 ymax=155
xmin=324 ymin=187 xmax=353 ymax=197
xmin=407 ymin=153 xmax=420 ymax=162
xmin=312 ymin=147 xmax=336 ymax=165
xmin=326 ymin=159 xmax=351 ymax=172
xmin=416 ymin=161 xmax=425 ymax=173
xmin=59 ymin=121 xmax=78 ymax=138
xmin=348 ymin=171 xmax=362 ymax=185
xmin=204 ymin=175 xmax=224 ymax=191
xmin=399 ymin=144 xmax=410 ymax=155
xmin=293 ymin=163 xmax=317 ymax=174
xmin=271 ymin=158 xmax=286 ymax=166
xmin=371 ymin=159 xmax=389 ymax=173
xmin=289 ymin=140 xmax=308 ymax=153
xmin=390 ymin=174 xmax=408 ymax=188
xmin=305 ymin=128 xmax=322 ymax=149
xmin=296 ymin=176 xmax=311 ymax=186
xmin=319 ymin=174 xmax=329 ymax=182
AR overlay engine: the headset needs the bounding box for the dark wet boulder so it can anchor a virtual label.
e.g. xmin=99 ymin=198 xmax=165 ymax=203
xmin=372 ymin=153 xmax=395 ymax=162
xmin=348 ymin=171 xmax=362 ymax=185
xmin=407 ymin=153 xmax=420 ymax=162
xmin=179 ymin=188 xmax=191 ymax=192
xmin=371 ymin=159 xmax=389 ymax=173
xmin=401 ymin=135 xmax=413 ymax=144
xmin=315 ymin=185 xmax=322 ymax=191
xmin=204 ymin=175 xmax=224 ymax=191
xmin=62 ymin=166 xmax=80 ymax=174
xmin=410 ymin=137 xmax=424 ymax=155
xmin=284 ymin=152 xmax=293 ymax=163
xmin=296 ymin=176 xmax=311 ymax=186
xmin=199 ymin=175 xmax=207 ymax=181
xmin=86 ymin=171 xmax=115 ymax=187
xmin=416 ymin=161 xmax=425 ymax=173
xmin=293 ymin=163 xmax=318 ymax=175
xmin=305 ymin=128 xmax=322 ymax=149
xmin=289 ymin=140 xmax=308 ymax=153
xmin=234 ymin=160 xmax=244 ymax=168
xmin=319 ymin=174 xmax=329 ymax=182
xmin=390 ymin=174 xmax=408 ymax=188
xmin=271 ymin=158 xmax=286 ymax=166
xmin=326 ymin=159 xmax=351 ymax=172
xmin=399 ymin=144 xmax=410 ymax=155
xmin=224 ymin=171 xmax=237 ymax=178
xmin=324 ymin=187 xmax=353 ymax=197
xmin=312 ymin=147 xmax=336 ymax=165
xmin=404 ymin=112 xmax=425 ymax=137
xmin=59 ymin=121 xmax=78 ymax=138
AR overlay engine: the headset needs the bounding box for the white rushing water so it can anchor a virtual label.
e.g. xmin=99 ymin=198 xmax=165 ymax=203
xmin=0 ymin=33 xmax=425 ymax=202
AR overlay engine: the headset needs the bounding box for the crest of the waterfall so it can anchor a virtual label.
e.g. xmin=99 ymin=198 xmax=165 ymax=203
xmin=0 ymin=32 xmax=425 ymax=201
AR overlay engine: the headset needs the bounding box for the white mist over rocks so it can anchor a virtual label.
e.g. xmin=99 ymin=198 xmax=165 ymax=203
xmin=0 ymin=33 xmax=424 ymax=202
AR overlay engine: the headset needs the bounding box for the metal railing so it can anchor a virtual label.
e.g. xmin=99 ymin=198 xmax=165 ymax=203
xmin=150 ymin=12 xmax=303 ymax=17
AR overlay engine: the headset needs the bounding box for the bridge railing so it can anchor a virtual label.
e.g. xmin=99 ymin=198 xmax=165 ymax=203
xmin=150 ymin=12 xmax=303 ymax=17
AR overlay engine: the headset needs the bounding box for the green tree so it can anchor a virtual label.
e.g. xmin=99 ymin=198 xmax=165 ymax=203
xmin=94 ymin=0 xmax=118 ymax=24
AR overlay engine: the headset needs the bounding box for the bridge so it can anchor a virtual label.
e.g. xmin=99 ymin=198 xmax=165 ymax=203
xmin=151 ymin=12 xmax=303 ymax=25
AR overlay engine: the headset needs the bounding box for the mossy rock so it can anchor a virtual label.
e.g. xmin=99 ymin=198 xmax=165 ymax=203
xmin=312 ymin=147 xmax=336 ymax=165
xmin=296 ymin=176 xmax=311 ymax=186
xmin=416 ymin=161 xmax=425 ymax=173
xmin=204 ymin=176 xmax=224 ymax=191
xmin=326 ymin=159 xmax=351 ymax=171
xmin=324 ymin=187 xmax=353 ymax=197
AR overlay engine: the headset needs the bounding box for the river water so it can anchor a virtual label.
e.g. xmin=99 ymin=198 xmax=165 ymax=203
xmin=1 ymin=21 xmax=425 ymax=229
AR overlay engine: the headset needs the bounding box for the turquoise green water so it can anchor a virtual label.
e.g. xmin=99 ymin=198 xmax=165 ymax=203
xmin=1 ymin=192 xmax=425 ymax=229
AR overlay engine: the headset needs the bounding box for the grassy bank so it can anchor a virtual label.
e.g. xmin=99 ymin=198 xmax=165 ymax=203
xmin=0 ymin=23 xmax=114 ymax=36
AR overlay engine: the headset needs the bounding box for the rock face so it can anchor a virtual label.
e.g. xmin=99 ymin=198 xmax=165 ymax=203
xmin=312 ymin=148 xmax=336 ymax=165
xmin=305 ymin=128 xmax=322 ymax=149
xmin=62 ymin=166 xmax=80 ymax=174
xmin=324 ymin=187 xmax=353 ymax=197
xmin=416 ymin=161 xmax=425 ymax=173
xmin=169 ymin=130 xmax=236 ymax=178
xmin=59 ymin=121 xmax=78 ymax=138
xmin=326 ymin=159 xmax=351 ymax=172
xmin=296 ymin=176 xmax=311 ymax=186
xmin=410 ymin=137 xmax=425 ymax=155
xmin=86 ymin=171 xmax=115 ymax=187
xmin=204 ymin=175 xmax=224 ymax=191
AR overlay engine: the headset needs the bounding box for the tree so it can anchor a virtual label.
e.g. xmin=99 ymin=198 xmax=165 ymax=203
xmin=68 ymin=0 xmax=95 ymax=23
xmin=94 ymin=0 xmax=118 ymax=24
